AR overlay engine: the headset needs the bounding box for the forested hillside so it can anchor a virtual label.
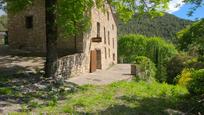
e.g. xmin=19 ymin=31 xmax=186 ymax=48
xmin=117 ymin=13 xmax=192 ymax=42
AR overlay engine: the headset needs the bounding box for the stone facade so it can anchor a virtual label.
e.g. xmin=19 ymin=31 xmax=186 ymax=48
xmin=86 ymin=3 xmax=118 ymax=70
xmin=8 ymin=0 xmax=46 ymax=52
xmin=8 ymin=0 xmax=118 ymax=77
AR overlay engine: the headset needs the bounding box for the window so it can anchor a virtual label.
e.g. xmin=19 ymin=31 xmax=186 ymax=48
xmin=104 ymin=27 xmax=106 ymax=44
xmin=107 ymin=11 xmax=109 ymax=20
xmin=108 ymin=31 xmax=110 ymax=45
xmin=97 ymin=22 xmax=100 ymax=37
xmin=113 ymin=53 xmax=115 ymax=61
xmin=113 ymin=38 xmax=114 ymax=48
xmin=108 ymin=48 xmax=110 ymax=58
xmin=112 ymin=24 xmax=114 ymax=30
xmin=25 ymin=16 xmax=33 ymax=29
xmin=105 ymin=47 xmax=107 ymax=59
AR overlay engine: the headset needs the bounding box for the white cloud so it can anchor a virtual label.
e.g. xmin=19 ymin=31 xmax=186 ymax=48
xmin=166 ymin=0 xmax=185 ymax=13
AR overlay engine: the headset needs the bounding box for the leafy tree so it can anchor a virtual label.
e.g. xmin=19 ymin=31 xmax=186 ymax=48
xmin=177 ymin=19 xmax=204 ymax=56
xmin=119 ymin=34 xmax=177 ymax=82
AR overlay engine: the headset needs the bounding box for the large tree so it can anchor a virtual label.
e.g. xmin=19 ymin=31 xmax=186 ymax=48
xmin=3 ymin=0 xmax=204 ymax=78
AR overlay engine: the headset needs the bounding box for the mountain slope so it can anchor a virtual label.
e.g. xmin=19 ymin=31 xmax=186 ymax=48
xmin=117 ymin=13 xmax=193 ymax=42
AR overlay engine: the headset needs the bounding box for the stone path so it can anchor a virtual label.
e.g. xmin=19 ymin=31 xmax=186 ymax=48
xmin=67 ymin=64 xmax=132 ymax=86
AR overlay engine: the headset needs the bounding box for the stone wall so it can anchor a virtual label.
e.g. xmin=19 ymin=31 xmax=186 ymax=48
xmin=56 ymin=53 xmax=88 ymax=79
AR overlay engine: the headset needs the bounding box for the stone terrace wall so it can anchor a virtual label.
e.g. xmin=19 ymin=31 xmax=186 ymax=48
xmin=56 ymin=53 xmax=88 ymax=79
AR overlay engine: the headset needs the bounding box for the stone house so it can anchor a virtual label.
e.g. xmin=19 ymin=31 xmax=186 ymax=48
xmin=8 ymin=0 xmax=117 ymax=78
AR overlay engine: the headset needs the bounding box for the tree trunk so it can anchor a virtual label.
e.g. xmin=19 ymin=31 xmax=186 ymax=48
xmin=45 ymin=0 xmax=58 ymax=78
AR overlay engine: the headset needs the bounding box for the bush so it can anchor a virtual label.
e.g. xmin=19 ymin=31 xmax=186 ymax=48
xmin=134 ymin=56 xmax=157 ymax=82
xmin=167 ymin=54 xmax=204 ymax=84
xmin=119 ymin=34 xmax=177 ymax=82
xmin=187 ymin=69 xmax=204 ymax=95
xmin=176 ymin=68 xmax=194 ymax=87
xmin=167 ymin=54 xmax=191 ymax=84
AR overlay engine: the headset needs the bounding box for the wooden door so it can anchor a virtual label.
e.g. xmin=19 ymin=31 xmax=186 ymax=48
xmin=90 ymin=50 xmax=97 ymax=73
xmin=96 ymin=49 xmax=102 ymax=69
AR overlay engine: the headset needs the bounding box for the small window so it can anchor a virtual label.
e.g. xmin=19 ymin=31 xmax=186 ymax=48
xmin=112 ymin=24 xmax=114 ymax=30
xmin=108 ymin=48 xmax=110 ymax=58
xmin=107 ymin=11 xmax=109 ymax=20
xmin=97 ymin=22 xmax=100 ymax=37
xmin=113 ymin=53 xmax=115 ymax=61
xmin=104 ymin=27 xmax=106 ymax=44
xmin=108 ymin=31 xmax=110 ymax=45
xmin=113 ymin=38 xmax=114 ymax=48
xmin=105 ymin=47 xmax=107 ymax=59
xmin=25 ymin=16 xmax=33 ymax=29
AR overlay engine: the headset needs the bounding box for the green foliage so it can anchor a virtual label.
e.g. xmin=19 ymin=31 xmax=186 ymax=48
xmin=118 ymin=13 xmax=192 ymax=42
xmin=167 ymin=54 xmax=192 ymax=84
xmin=187 ymin=69 xmax=204 ymax=95
xmin=57 ymin=0 xmax=94 ymax=37
xmin=119 ymin=34 xmax=178 ymax=82
xmin=134 ymin=56 xmax=157 ymax=82
xmin=7 ymin=0 xmax=33 ymax=13
xmin=0 ymin=87 xmax=12 ymax=95
xmin=110 ymin=0 xmax=168 ymax=22
xmin=167 ymin=54 xmax=204 ymax=84
xmin=177 ymin=19 xmax=204 ymax=56
xmin=177 ymin=68 xmax=194 ymax=87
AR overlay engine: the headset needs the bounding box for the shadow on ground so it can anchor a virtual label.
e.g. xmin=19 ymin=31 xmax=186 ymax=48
xmin=83 ymin=95 xmax=204 ymax=115
xmin=0 ymin=71 xmax=80 ymax=113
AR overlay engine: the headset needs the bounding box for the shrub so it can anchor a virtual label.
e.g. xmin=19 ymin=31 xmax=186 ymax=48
xmin=177 ymin=68 xmax=194 ymax=87
xmin=167 ymin=54 xmax=191 ymax=84
xmin=167 ymin=54 xmax=204 ymax=84
xmin=119 ymin=34 xmax=177 ymax=82
xmin=187 ymin=69 xmax=204 ymax=95
xmin=134 ymin=56 xmax=157 ymax=82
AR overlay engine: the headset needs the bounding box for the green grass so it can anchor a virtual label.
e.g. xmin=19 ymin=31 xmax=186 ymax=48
xmin=30 ymin=81 xmax=190 ymax=114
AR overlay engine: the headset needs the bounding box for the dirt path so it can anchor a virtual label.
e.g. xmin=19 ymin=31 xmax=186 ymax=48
xmin=0 ymin=46 xmax=44 ymax=75
xmin=67 ymin=64 xmax=132 ymax=86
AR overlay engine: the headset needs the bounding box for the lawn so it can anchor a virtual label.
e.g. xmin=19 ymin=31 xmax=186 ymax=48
xmin=18 ymin=81 xmax=194 ymax=115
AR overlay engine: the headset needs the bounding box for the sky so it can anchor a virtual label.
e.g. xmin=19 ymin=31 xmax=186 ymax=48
xmin=167 ymin=0 xmax=204 ymax=20
xmin=0 ymin=0 xmax=203 ymax=21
